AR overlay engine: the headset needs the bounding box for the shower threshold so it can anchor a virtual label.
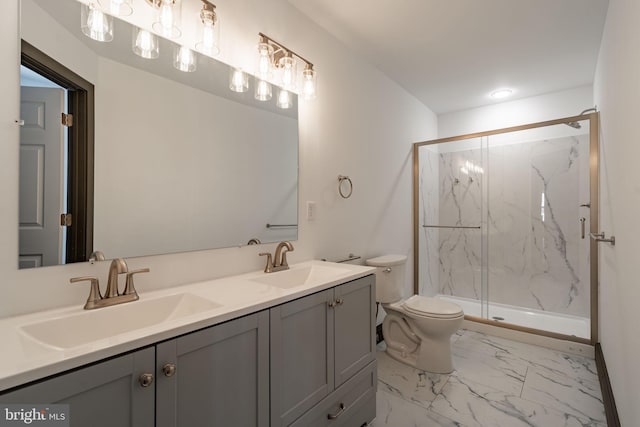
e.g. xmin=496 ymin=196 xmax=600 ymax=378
xmin=437 ymin=294 xmax=590 ymax=339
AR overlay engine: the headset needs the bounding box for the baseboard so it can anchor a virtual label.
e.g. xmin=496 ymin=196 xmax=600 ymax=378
xmin=595 ymin=343 xmax=620 ymax=427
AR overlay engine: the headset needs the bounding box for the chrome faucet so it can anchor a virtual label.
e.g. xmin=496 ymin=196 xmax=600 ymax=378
xmin=71 ymin=258 xmax=149 ymax=310
xmin=259 ymin=241 xmax=294 ymax=273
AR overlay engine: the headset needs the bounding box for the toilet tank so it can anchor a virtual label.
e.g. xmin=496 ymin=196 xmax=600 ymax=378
xmin=365 ymin=254 xmax=407 ymax=303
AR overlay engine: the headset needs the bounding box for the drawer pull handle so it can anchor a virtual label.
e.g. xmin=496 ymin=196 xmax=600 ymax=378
xmin=327 ymin=403 xmax=345 ymax=420
xmin=138 ymin=373 xmax=154 ymax=388
xmin=163 ymin=363 xmax=177 ymax=377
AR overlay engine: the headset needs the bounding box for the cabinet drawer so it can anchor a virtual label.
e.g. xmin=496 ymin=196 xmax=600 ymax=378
xmin=289 ymin=361 xmax=376 ymax=427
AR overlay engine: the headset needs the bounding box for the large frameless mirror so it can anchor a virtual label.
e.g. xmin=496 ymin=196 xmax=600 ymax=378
xmin=18 ymin=0 xmax=299 ymax=269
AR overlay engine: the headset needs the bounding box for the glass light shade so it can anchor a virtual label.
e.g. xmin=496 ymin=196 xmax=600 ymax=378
xmin=229 ymin=68 xmax=249 ymax=93
xmin=279 ymin=55 xmax=297 ymax=90
xmin=301 ymin=67 xmax=317 ymax=100
xmin=195 ymin=9 xmax=220 ymax=56
xmin=173 ymin=46 xmax=196 ymax=72
xmin=152 ymin=0 xmax=182 ymax=39
xmin=256 ymin=42 xmax=274 ymax=79
xmin=277 ymin=89 xmax=292 ymax=109
xmin=106 ymin=0 xmax=133 ymax=16
xmin=132 ymin=27 xmax=159 ymax=59
xmin=254 ymin=79 xmax=272 ymax=101
xmin=81 ymin=2 xmax=114 ymax=42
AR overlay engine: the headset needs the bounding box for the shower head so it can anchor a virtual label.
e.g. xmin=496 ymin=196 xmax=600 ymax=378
xmin=563 ymin=107 xmax=597 ymax=129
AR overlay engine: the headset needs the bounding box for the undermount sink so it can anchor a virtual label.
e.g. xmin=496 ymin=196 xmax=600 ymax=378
xmin=250 ymin=263 xmax=351 ymax=289
xmin=21 ymin=293 xmax=221 ymax=350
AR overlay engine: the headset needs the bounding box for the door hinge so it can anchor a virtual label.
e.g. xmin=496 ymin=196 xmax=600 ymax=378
xmin=60 ymin=213 xmax=72 ymax=227
xmin=61 ymin=113 xmax=73 ymax=127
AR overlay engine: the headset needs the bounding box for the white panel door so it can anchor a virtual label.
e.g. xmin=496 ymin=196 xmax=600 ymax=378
xmin=19 ymin=86 xmax=64 ymax=268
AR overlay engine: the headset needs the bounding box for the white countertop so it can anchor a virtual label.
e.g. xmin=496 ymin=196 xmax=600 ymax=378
xmin=0 ymin=260 xmax=375 ymax=392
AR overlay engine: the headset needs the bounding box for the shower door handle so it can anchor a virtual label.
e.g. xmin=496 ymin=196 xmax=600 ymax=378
xmin=579 ymin=218 xmax=586 ymax=239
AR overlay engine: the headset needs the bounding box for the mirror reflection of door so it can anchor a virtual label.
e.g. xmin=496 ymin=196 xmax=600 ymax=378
xmin=19 ymin=41 xmax=94 ymax=269
xmin=19 ymin=83 xmax=66 ymax=268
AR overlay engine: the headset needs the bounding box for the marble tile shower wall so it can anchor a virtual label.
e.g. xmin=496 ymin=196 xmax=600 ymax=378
xmin=418 ymin=146 xmax=440 ymax=296
xmin=420 ymin=136 xmax=590 ymax=317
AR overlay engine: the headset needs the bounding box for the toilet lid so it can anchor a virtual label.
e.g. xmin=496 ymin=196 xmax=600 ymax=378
xmin=402 ymin=295 xmax=464 ymax=319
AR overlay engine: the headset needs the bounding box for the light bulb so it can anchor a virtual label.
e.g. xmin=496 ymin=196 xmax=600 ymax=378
xmin=255 ymin=79 xmax=272 ymax=101
xmin=81 ymin=3 xmax=113 ymax=42
xmin=279 ymin=56 xmax=296 ymax=90
xmin=133 ymin=28 xmax=159 ymax=59
xmin=195 ymin=21 xmax=219 ymax=56
xmin=229 ymin=68 xmax=248 ymax=93
xmin=277 ymin=89 xmax=292 ymax=109
xmin=302 ymin=67 xmax=317 ymax=100
xmin=173 ymin=46 xmax=196 ymax=72
xmin=256 ymin=43 xmax=273 ymax=78
xmin=153 ymin=0 xmax=182 ymax=39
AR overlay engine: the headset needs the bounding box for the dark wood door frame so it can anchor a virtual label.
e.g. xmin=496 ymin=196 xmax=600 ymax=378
xmin=21 ymin=40 xmax=94 ymax=263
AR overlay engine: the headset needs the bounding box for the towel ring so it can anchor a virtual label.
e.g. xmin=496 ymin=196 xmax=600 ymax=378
xmin=338 ymin=175 xmax=353 ymax=199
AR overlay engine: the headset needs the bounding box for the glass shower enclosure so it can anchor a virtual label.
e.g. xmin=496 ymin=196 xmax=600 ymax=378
xmin=413 ymin=113 xmax=599 ymax=344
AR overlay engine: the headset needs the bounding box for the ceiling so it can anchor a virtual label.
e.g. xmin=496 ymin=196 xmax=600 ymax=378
xmin=288 ymin=0 xmax=610 ymax=114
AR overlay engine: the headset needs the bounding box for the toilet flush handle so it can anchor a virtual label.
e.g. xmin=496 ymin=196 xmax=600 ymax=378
xmin=383 ymin=267 xmax=392 ymax=273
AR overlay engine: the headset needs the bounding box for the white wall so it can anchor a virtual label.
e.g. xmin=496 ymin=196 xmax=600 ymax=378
xmin=438 ymin=85 xmax=593 ymax=138
xmin=0 ymin=0 xmax=436 ymax=317
xmin=593 ymin=0 xmax=640 ymax=424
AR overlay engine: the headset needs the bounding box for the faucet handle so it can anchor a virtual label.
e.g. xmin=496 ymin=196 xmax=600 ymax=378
xmin=71 ymin=276 xmax=102 ymax=310
xmin=123 ymin=268 xmax=149 ymax=297
xmin=259 ymin=253 xmax=273 ymax=273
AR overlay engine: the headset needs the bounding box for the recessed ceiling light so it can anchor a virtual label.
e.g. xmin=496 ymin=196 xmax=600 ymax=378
xmin=490 ymin=88 xmax=513 ymax=99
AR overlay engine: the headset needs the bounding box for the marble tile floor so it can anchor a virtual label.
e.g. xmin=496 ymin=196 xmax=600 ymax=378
xmin=371 ymin=329 xmax=606 ymax=427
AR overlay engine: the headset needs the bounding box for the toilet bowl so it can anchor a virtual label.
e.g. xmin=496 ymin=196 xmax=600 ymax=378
xmin=366 ymin=255 xmax=464 ymax=374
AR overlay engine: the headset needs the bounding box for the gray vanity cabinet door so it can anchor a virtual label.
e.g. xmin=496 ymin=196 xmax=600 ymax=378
xmin=270 ymin=289 xmax=335 ymax=427
xmin=156 ymin=311 xmax=269 ymax=427
xmin=0 ymin=347 xmax=155 ymax=427
xmin=334 ymin=275 xmax=376 ymax=388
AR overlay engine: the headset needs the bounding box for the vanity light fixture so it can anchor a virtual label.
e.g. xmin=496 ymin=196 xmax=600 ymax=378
xmin=229 ymin=68 xmax=249 ymax=93
xmin=195 ymin=0 xmax=220 ymax=57
xmin=148 ymin=0 xmax=182 ymax=39
xmin=257 ymin=33 xmax=317 ymax=100
xmin=255 ymin=79 xmax=272 ymax=101
xmin=173 ymin=45 xmax=197 ymax=72
xmin=81 ymin=2 xmax=114 ymax=42
xmin=106 ymin=0 xmax=133 ymax=16
xmin=132 ymin=27 xmax=159 ymax=59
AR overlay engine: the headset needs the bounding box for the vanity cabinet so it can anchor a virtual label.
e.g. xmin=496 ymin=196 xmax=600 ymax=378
xmin=0 ymin=347 xmax=156 ymax=427
xmin=156 ymin=311 xmax=269 ymax=427
xmin=270 ymin=275 xmax=376 ymax=427
xmin=0 ymin=273 xmax=375 ymax=427
xmin=0 ymin=311 xmax=268 ymax=427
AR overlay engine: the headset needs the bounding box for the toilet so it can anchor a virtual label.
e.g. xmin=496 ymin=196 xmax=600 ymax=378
xmin=366 ymin=254 xmax=464 ymax=374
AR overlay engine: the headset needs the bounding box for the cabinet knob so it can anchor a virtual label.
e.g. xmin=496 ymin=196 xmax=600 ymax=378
xmin=162 ymin=363 xmax=177 ymax=377
xmin=335 ymin=298 xmax=344 ymax=306
xmin=138 ymin=373 xmax=154 ymax=387
xmin=327 ymin=403 xmax=345 ymax=420
xmin=328 ymin=301 xmax=336 ymax=308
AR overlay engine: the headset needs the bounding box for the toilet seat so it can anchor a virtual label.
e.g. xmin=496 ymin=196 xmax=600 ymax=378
xmin=400 ymin=295 xmax=463 ymax=319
